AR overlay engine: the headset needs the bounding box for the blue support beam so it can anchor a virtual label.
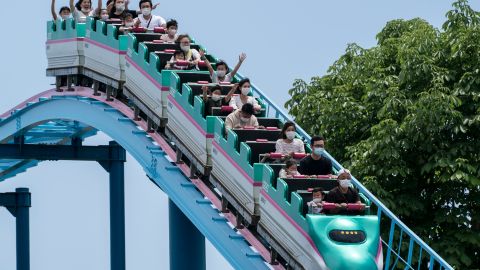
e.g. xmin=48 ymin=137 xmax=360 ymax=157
xmin=0 ymin=188 xmax=31 ymax=270
xmin=169 ymin=199 xmax=206 ymax=270
xmin=0 ymin=141 xmax=126 ymax=270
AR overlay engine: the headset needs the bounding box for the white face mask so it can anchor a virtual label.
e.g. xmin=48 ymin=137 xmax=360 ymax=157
xmin=286 ymin=131 xmax=296 ymax=140
xmin=125 ymin=22 xmax=134 ymax=27
xmin=313 ymin=198 xmax=323 ymax=203
xmin=313 ymin=147 xmax=324 ymax=156
xmin=211 ymin=94 xmax=222 ymax=102
xmin=101 ymin=14 xmax=109 ymax=21
xmin=240 ymin=117 xmax=250 ymax=123
xmin=180 ymin=45 xmax=190 ymax=52
xmin=168 ymin=29 xmax=177 ymax=36
xmin=115 ymin=4 xmax=125 ymax=12
xmin=217 ymin=70 xmax=226 ymax=78
xmin=339 ymin=179 xmax=351 ymax=188
xmin=241 ymin=87 xmax=250 ymax=96
xmin=61 ymin=15 xmax=70 ymax=20
xmin=141 ymin=8 xmax=151 ymax=16
xmin=81 ymin=7 xmax=90 ymax=13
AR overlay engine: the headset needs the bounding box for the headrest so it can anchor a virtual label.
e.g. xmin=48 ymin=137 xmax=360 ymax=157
xmin=152 ymin=39 xmax=164 ymax=44
xmin=175 ymin=60 xmax=189 ymax=67
xmin=164 ymin=49 xmax=176 ymax=53
xmin=243 ymin=126 xmax=255 ymax=130
xmin=322 ymin=202 xmax=336 ymax=211
xmin=197 ymin=81 xmax=209 ymax=84
xmin=347 ymin=204 xmax=364 ymax=211
xmin=255 ymin=139 xmax=268 ymax=143
xmin=265 ymin=127 xmax=279 ymax=131
xmin=220 ymin=106 xmax=233 ymax=113
xmin=219 ymin=82 xmax=231 ymax=85
xmin=292 ymin=153 xmax=307 ymax=159
xmin=132 ymin=27 xmax=147 ymax=33
xmin=292 ymin=175 xmax=307 ymax=179
xmin=315 ymin=175 xmax=331 ymax=179
xmin=197 ymin=61 xmax=207 ymax=68
xmin=269 ymin=152 xmax=283 ymax=159
xmin=154 ymin=27 xmax=166 ymax=33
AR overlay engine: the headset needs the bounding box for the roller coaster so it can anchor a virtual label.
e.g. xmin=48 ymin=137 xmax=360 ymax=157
xmin=0 ymin=16 xmax=454 ymax=270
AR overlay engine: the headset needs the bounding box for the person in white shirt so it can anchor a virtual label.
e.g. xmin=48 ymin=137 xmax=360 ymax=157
xmin=134 ymin=0 xmax=166 ymax=30
xmin=225 ymin=103 xmax=262 ymax=131
xmin=275 ymin=121 xmax=305 ymax=156
xmin=307 ymin=188 xmax=324 ymax=214
xmin=160 ymin=19 xmax=178 ymax=43
xmin=70 ymin=0 xmax=101 ymax=23
xmin=200 ymin=52 xmax=247 ymax=83
xmin=229 ymin=78 xmax=261 ymax=111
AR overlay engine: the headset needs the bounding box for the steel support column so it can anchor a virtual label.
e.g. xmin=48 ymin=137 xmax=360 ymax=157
xmin=168 ymin=199 xmax=205 ymax=270
xmin=0 ymin=188 xmax=31 ymax=270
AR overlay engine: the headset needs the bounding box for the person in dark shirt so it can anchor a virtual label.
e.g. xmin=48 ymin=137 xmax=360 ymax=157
xmin=298 ymin=135 xmax=333 ymax=176
xmin=202 ymin=84 xmax=236 ymax=116
xmin=324 ymin=169 xmax=364 ymax=215
xmin=107 ymin=0 xmax=137 ymax=21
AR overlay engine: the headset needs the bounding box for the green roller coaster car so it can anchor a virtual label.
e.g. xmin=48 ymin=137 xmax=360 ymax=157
xmin=308 ymin=214 xmax=383 ymax=270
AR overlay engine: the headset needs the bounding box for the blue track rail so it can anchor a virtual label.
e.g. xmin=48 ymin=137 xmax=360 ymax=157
xmin=0 ymin=94 xmax=270 ymax=270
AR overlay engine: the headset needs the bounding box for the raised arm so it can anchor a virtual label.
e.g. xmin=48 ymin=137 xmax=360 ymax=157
xmin=199 ymin=50 xmax=214 ymax=77
xmin=202 ymin=85 xmax=209 ymax=102
xmin=224 ymin=83 xmax=237 ymax=103
xmin=106 ymin=0 xmax=113 ymax=14
xmin=70 ymin=0 xmax=75 ymax=12
xmin=51 ymin=0 xmax=58 ymax=20
xmin=229 ymin=53 xmax=246 ymax=79
xmin=96 ymin=0 xmax=103 ymax=15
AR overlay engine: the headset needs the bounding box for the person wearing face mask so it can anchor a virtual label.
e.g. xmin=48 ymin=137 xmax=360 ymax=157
xmin=324 ymin=169 xmax=364 ymax=215
xmin=275 ymin=122 xmax=305 ymax=157
xmin=279 ymin=160 xmax=301 ymax=179
xmin=201 ymin=52 xmax=247 ymax=84
xmin=307 ymin=188 xmax=325 ymax=214
xmin=298 ymin=135 xmax=333 ymax=176
xmin=202 ymin=84 xmax=236 ymax=116
xmin=133 ymin=0 xmax=166 ymax=30
xmin=172 ymin=34 xmax=201 ymax=69
xmin=160 ymin=20 xmax=179 ymax=43
xmin=225 ymin=103 xmax=262 ymax=132
xmin=70 ymin=0 xmax=102 ymax=23
xmin=98 ymin=9 xmax=109 ymax=21
xmin=51 ymin=0 xmax=72 ymax=20
xmin=107 ymin=0 xmax=137 ymax=20
xmin=229 ymin=78 xmax=261 ymax=112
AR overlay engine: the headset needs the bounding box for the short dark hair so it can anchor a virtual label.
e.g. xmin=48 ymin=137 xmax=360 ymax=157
xmin=59 ymin=6 xmax=71 ymax=14
xmin=284 ymin=159 xmax=297 ymax=169
xmin=281 ymin=121 xmax=296 ymax=139
xmin=139 ymin=0 xmax=152 ymax=8
xmin=216 ymin=60 xmax=229 ymax=72
xmin=124 ymin=12 xmax=133 ymax=19
xmin=210 ymin=85 xmax=222 ymax=93
xmin=241 ymin=103 xmax=255 ymax=116
xmin=166 ymin=19 xmax=178 ymax=29
xmin=75 ymin=0 xmax=91 ymax=11
xmin=310 ymin=135 xmax=325 ymax=146
xmin=174 ymin=50 xmax=185 ymax=57
xmin=238 ymin=78 xmax=251 ymax=89
xmin=312 ymin=187 xmax=324 ymax=194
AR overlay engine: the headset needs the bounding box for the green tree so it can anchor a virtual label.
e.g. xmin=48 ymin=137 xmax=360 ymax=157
xmin=286 ymin=0 xmax=480 ymax=268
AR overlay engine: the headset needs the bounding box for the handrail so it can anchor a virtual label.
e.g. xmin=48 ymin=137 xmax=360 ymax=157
xmin=236 ymin=72 xmax=453 ymax=270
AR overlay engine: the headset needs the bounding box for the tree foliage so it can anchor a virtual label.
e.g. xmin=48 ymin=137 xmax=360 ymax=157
xmin=286 ymin=0 xmax=480 ymax=268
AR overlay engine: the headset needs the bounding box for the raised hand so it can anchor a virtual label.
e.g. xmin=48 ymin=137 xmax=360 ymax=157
xmin=239 ymin=53 xmax=247 ymax=62
xmin=152 ymin=3 xmax=160 ymax=9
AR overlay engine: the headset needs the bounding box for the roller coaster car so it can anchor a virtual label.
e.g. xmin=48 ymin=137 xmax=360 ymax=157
xmin=307 ymin=213 xmax=383 ymax=270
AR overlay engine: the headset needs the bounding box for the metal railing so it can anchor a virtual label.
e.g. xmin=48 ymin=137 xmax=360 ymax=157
xmin=237 ymin=73 xmax=454 ymax=270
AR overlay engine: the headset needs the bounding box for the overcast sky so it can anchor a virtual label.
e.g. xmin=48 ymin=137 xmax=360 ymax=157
xmin=0 ymin=1 xmax=478 ymax=269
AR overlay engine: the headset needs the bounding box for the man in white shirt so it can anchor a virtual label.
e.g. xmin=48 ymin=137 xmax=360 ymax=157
xmin=134 ymin=0 xmax=166 ymax=30
xmin=225 ymin=103 xmax=260 ymax=131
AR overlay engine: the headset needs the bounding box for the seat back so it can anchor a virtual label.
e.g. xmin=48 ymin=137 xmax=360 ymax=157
xmin=133 ymin=33 xmax=163 ymax=42
xmin=257 ymin=118 xmax=282 ymax=128
xmin=283 ymin=178 xmax=337 ymax=200
xmin=189 ymin=83 xmax=233 ymax=96
xmin=245 ymin=141 xmax=276 ymax=164
xmin=233 ymin=129 xmax=281 ymax=143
